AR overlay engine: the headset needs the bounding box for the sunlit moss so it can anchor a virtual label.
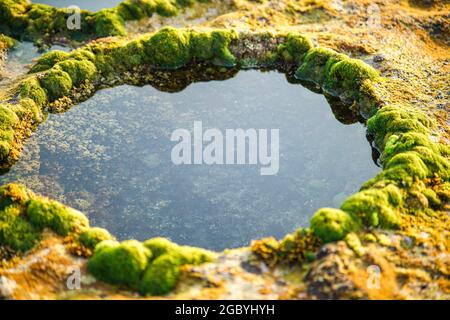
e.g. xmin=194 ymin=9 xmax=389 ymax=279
xmin=86 ymin=236 xmax=214 ymax=295
xmin=295 ymin=47 xmax=347 ymax=84
xmin=0 ymin=0 xmax=208 ymax=42
xmin=0 ymin=104 xmax=19 ymax=159
xmin=78 ymin=227 xmax=114 ymax=250
xmin=139 ymin=238 xmax=214 ymax=296
xmin=0 ymin=204 xmax=40 ymax=252
xmin=310 ymin=208 xmax=357 ymax=242
xmin=144 ymin=27 xmax=191 ymax=69
xmin=39 ymin=67 xmax=73 ymax=101
xmin=88 ymin=240 xmax=152 ymax=287
xmin=277 ymin=33 xmax=313 ymax=64
xmin=19 ymin=78 xmax=48 ymax=107
xmin=323 ymin=58 xmax=379 ymax=100
xmin=94 ymin=9 xmax=126 ymax=38
xmin=27 ymin=198 xmax=88 ymax=236
xmin=58 ymin=59 xmax=97 ymax=85
xmin=341 ymin=185 xmax=402 ymax=229
xmin=29 ymin=50 xmax=70 ymax=73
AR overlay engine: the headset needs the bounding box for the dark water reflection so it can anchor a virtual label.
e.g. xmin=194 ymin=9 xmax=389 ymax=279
xmin=0 ymin=71 xmax=379 ymax=250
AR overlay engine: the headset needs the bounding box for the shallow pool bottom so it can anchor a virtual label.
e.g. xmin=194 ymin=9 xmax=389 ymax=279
xmin=0 ymin=70 xmax=379 ymax=250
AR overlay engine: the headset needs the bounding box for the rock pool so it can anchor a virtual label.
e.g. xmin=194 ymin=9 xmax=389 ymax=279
xmin=0 ymin=70 xmax=379 ymax=250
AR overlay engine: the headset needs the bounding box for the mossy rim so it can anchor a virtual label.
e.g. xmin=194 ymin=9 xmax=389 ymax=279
xmin=0 ymin=27 xmax=448 ymax=296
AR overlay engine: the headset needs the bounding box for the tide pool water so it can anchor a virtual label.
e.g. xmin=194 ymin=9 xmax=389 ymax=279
xmin=0 ymin=71 xmax=379 ymax=250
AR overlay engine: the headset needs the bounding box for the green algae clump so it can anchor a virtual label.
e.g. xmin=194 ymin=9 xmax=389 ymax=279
xmin=0 ymin=204 xmax=40 ymax=252
xmin=278 ymin=33 xmax=313 ymax=64
xmin=19 ymin=77 xmax=48 ymax=107
xmin=78 ymin=227 xmax=114 ymax=250
xmin=57 ymin=59 xmax=97 ymax=85
xmin=39 ymin=67 xmax=73 ymax=101
xmin=341 ymin=185 xmax=402 ymax=229
xmin=88 ymin=240 xmax=152 ymax=287
xmin=144 ymin=27 xmax=191 ymax=69
xmin=86 ymin=237 xmax=214 ymax=295
xmin=139 ymin=238 xmax=215 ymax=296
xmin=295 ymin=47 xmax=347 ymax=85
xmin=94 ymin=9 xmax=126 ymax=38
xmin=0 ymin=104 xmax=19 ymax=159
xmin=324 ymin=58 xmax=379 ymax=99
xmin=27 ymin=199 xmax=88 ymax=236
xmin=29 ymin=50 xmax=70 ymax=73
xmin=310 ymin=208 xmax=357 ymax=243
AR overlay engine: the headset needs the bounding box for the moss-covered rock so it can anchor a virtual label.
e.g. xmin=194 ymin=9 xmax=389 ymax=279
xmin=39 ymin=67 xmax=73 ymax=101
xmin=0 ymin=0 xmax=206 ymax=43
xmin=277 ymin=33 xmax=313 ymax=64
xmin=94 ymin=9 xmax=126 ymax=38
xmin=19 ymin=77 xmax=48 ymax=107
xmin=57 ymin=59 xmax=97 ymax=85
xmin=139 ymin=238 xmax=214 ymax=296
xmin=0 ymin=104 xmax=19 ymax=159
xmin=139 ymin=252 xmax=182 ymax=296
xmin=27 ymin=199 xmax=88 ymax=236
xmin=144 ymin=27 xmax=191 ymax=69
xmin=323 ymin=58 xmax=379 ymax=99
xmin=0 ymin=34 xmax=16 ymax=51
xmin=78 ymin=227 xmax=114 ymax=250
xmin=310 ymin=208 xmax=357 ymax=242
xmin=29 ymin=50 xmax=70 ymax=73
xmin=0 ymin=204 xmax=41 ymax=252
xmin=295 ymin=47 xmax=347 ymax=85
xmin=341 ymin=185 xmax=402 ymax=229
xmin=88 ymin=240 xmax=152 ymax=287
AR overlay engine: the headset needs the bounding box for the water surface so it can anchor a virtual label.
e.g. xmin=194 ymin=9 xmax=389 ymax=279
xmin=0 ymin=71 xmax=379 ymax=250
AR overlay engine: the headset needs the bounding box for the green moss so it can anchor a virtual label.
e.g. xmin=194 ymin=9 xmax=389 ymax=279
xmin=29 ymin=50 xmax=70 ymax=73
xmin=190 ymin=31 xmax=214 ymax=61
xmin=295 ymin=47 xmax=346 ymax=84
xmin=323 ymin=58 xmax=379 ymax=98
xmin=422 ymin=188 xmax=441 ymax=208
xmin=16 ymin=98 xmax=42 ymax=122
xmin=0 ymin=0 xmax=29 ymax=34
xmin=115 ymin=39 xmax=146 ymax=69
xmin=94 ymin=9 xmax=126 ymax=38
xmin=116 ymin=0 xmax=154 ymax=20
xmin=78 ymin=227 xmax=114 ymax=250
xmin=310 ymin=208 xmax=357 ymax=242
xmin=19 ymin=78 xmax=48 ymax=107
xmin=277 ymin=33 xmax=313 ymax=64
xmin=0 ymin=184 xmax=32 ymax=208
xmin=143 ymin=237 xmax=178 ymax=257
xmin=0 ymin=104 xmax=19 ymax=159
xmin=154 ymin=0 xmax=179 ymax=16
xmin=87 ymin=240 xmax=152 ymax=287
xmin=367 ymin=105 xmax=432 ymax=150
xmin=88 ymin=238 xmax=214 ymax=295
xmin=39 ymin=67 xmax=73 ymax=101
xmin=26 ymin=199 xmax=88 ymax=236
xmin=341 ymin=185 xmax=402 ymax=229
xmin=0 ymin=204 xmax=40 ymax=252
xmin=57 ymin=59 xmax=97 ymax=85
xmin=139 ymin=253 xmax=181 ymax=296
xmin=189 ymin=30 xmax=237 ymax=66
xmin=0 ymin=34 xmax=16 ymax=50
xmin=144 ymin=27 xmax=191 ymax=69
xmin=139 ymin=238 xmax=214 ymax=296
